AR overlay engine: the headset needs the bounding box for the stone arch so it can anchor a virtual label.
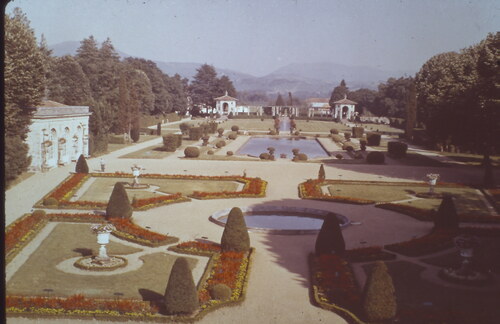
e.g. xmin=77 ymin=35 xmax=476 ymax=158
xmin=223 ymin=102 xmax=229 ymax=113
xmin=49 ymin=128 xmax=57 ymax=161
xmin=342 ymin=106 xmax=349 ymax=118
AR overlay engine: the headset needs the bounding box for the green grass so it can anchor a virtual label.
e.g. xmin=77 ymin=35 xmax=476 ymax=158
xmin=119 ymin=139 xmax=199 ymax=159
xmin=6 ymin=223 xmax=198 ymax=299
xmin=77 ymin=177 xmax=241 ymax=202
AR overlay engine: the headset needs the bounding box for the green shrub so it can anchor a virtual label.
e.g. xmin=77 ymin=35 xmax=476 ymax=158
xmin=188 ymin=127 xmax=203 ymax=140
xmin=130 ymin=127 xmax=140 ymax=142
xmin=208 ymin=284 xmax=232 ymax=301
xmin=75 ymin=154 xmax=89 ymax=173
xmin=366 ymin=151 xmax=385 ymax=164
xmin=184 ymin=146 xmax=200 ymax=158
xmin=217 ymin=128 xmax=224 ymax=137
xmin=330 ymin=129 xmax=339 ymax=135
xmin=215 ymin=140 xmax=226 ymax=148
xmin=335 ymin=153 xmax=343 ymax=160
xmin=344 ymin=132 xmax=351 ymax=140
xmin=179 ymin=122 xmax=190 ymax=135
xmin=164 ymin=257 xmax=199 ymax=315
xmin=387 ymin=141 xmax=408 ymax=159
xmin=434 ymin=195 xmax=459 ymax=230
xmin=231 ymin=125 xmax=239 ymax=132
xmin=352 ymin=126 xmax=364 ymax=138
xmin=221 ymin=207 xmax=250 ymax=252
xmin=32 ymin=209 xmax=46 ymax=218
xmin=331 ymin=134 xmax=345 ymax=143
xmin=315 ymin=213 xmax=345 ymax=254
xmin=175 ymin=134 xmax=182 ymax=148
xmin=292 ymin=148 xmax=300 ymax=155
xmin=228 ymin=133 xmax=237 ymax=140
xmin=342 ymin=142 xmax=355 ymax=152
xmin=226 ymin=151 xmax=234 ymax=156
xmin=106 ymin=182 xmax=133 ymax=219
xmin=362 ymin=261 xmax=397 ymax=321
xmin=259 ymin=152 xmax=270 ymax=160
xmin=207 ymin=150 xmax=214 ymax=155
xmin=108 ymin=134 xmax=126 ymax=144
xmin=296 ymin=153 xmax=308 ymax=161
xmin=162 ymin=134 xmax=178 ymax=152
xmin=367 ymin=133 xmax=381 ymax=146
xmin=43 ymin=198 xmax=58 ymax=206
xmin=318 ymin=164 xmax=326 ymax=180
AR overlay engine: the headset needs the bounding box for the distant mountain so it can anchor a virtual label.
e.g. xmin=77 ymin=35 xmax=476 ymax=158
xmin=49 ymin=41 xmax=415 ymax=99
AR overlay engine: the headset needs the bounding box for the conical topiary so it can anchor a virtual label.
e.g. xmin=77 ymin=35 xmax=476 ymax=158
xmin=434 ymin=194 xmax=459 ymax=230
xmin=315 ymin=213 xmax=345 ymax=255
xmin=318 ymin=164 xmax=326 ymax=181
xmin=164 ymin=257 xmax=199 ymax=315
xmin=221 ymin=207 xmax=250 ymax=252
xmin=105 ymin=182 xmax=133 ymax=219
xmin=362 ymin=261 xmax=397 ymax=321
xmin=75 ymin=154 xmax=89 ymax=173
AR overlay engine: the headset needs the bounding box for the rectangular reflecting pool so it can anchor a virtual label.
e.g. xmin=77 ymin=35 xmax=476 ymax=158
xmin=237 ymin=137 xmax=329 ymax=158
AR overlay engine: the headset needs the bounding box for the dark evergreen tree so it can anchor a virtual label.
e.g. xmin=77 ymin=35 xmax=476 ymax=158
xmin=275 ymin=93 xmax=285 ymax=106
xmin=315 ymin=214 xmax=345 ymax=254
xmin=405 ymin=81 xmax=417 ymax=139
xmin=106 ymin=182 xmax=133 ymax=219
xmin=221 ymin=207 xmax=250 ymax=252
xmin=46 ymin=55 xmax=92 ymax=105
xmin=329 ymin=79 xmax=349 ymax=107
xmin=75 ymin=154 xmax=89 ymax=173
xmin=164 ymin=257 xmax=199 ymax=315
xmin=166 ymin=73 xmax=189 ymax=115
xmin=217 ymin=75 xmax=237 ymax=97
xmin=434 ymin=195 xmax=459 ymax=230
xmin=318 ymin=164 xmax=326 ymax=181
xmin=189 ymin=64 xmax=220 ymax=109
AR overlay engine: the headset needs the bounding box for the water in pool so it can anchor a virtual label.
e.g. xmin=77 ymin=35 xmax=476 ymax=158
xmin=222 ymin=214 xmax=324 ymax=230
xmin=237 ymin=137 xmax=329 ymax=158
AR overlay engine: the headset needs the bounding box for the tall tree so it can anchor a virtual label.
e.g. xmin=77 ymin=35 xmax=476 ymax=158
xmin=347 ymin=88 xmax=377 ymax=115
xmin=165 ymin=74 xmax=188 ymax=115
xmin=217 ymin=75 xmax=237 ymax=98
xmin=275 ymin=93 xmax=285 ymax=106
xmin=405 ymin=81 xmax=417 ymax=139
xmin=329 ymin=79 xmax=349 ymax=107
xmin=4 ymin=8 xmax=45 ymax=183
xmin=189 ymin=64 xmax=220 ymax=108
xmin=372 ymin=77 xmax=413 ymax=117
xmin=46 ymin=55 xmax=92 ymax=105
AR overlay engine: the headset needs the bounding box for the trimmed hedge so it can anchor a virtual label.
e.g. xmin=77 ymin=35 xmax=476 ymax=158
xmin=231 ymin=125 xmax=239 ymax=132
xmin=221 ymin=207 xmax=250 ymax=252
xmin=295 ymin=153 xmax=308 ymax=161
xmin=362 ymin=261 xmax=397 ymax=321
xmin=352 ymin=127 xmax=364 ymax=138
xmin=344 ymin=132 xmax=352 ymax=140
xmin=75 ymin=154 xmax=89 ymax=173
xmin=330 ymin=129 xmax=339 ymax=135
xmin=387 ymin=141 xmax=408 ymax=159
xmin=184 ymin=146 xmax=200 ymax=158
xmin=106 ymin=182 xmax=133 ymax=219
xmin=366 ymin=151 xmax=385 ymax=164
xmin=164 ymin=257 xmax=199 ymax=315
xmin=366 ymin=133 xmax=381 ymax=146
xmin=162 ymin=134 xmax=178 ymax=152
xmin=188 ymin=127 xmax=203 ymax=140
xmin=228 ymin=133 xmax=237 ymax=140
xmin=215 ymin=140 xmax=226 ymax=148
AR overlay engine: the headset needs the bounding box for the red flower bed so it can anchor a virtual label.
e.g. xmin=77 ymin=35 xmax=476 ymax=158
xmin=131 ymin=193 xmax=189 ymax=209
xmin=47 ymin=173 xmax=89 ymax=201
xmin=5 ymin=212 xmax=47 ymax=256
xmin=384 ymin=229 xmax=457 ymax=257
xmin=191 ymin=177 xmax=267 ymax=199
xmin=299 ymin=179 xmax=374 ymax=204
xmin=109 ymin=218 xmax=170 ymax=243
xmin=174 ymin=241 xmax=222 ymax=254
xmin=206 ymin=251 xmax=245 ymax=289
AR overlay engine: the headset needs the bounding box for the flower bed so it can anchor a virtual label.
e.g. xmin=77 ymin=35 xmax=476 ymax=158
xmin=299 ymin=179 xmax=374 ymax=204
xmin=169 ymin=241 xmax=253 ymax=319
xmin=35 ymin=172 xmax=266 ymax=210
xmin=343 ymin=246 xmax=396 ymax=263
xmin=5 ymin=212 xmax=177 ymax=265
xmin=309 ymin=254 xmax=364 ymax=324
xmin=384 ymin=229 xmax=457 ymax=257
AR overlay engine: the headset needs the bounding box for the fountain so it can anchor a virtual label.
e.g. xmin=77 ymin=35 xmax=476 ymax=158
xmin=73 ymin=223 xmax=127 ymax=271
xmin=417 ymin=173 xmax=443 ymax=198
xmin=439 ymin=234 xmax=490 ymax=285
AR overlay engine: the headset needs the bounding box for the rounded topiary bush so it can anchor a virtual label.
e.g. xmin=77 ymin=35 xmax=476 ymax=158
xmin=221 ymin=207 xmax=250 ymax=252
xmin=331 ymin=134 xmax=345 ymax=143
xmin=226 ymin=151 xmax=234 ymax=156
xmin=32 ymin=209 xmax=47 ymax=218
xmin=387 ymin=141 xmax=408 ymax=159
xmin=75 ymin=154 xmax=89 ymax=173
xmin=259 ymin=152 xmax=270 ymax=160
xmin=330 ymin=129 xmax=339 ymax=135
xmin=366 ymin=151 xmax=385 ymax=164
xmin=315 ymin=213 xmax=345 ymax=254
xmin=217 ymin=128 xmax=224 ymax=137
xmin=228 ymin=133 xmax=237 ymax=140
xmin=164 ymin=257 xmax=199 ymax=315
xmin=268 ymin=130 xmax=277 ymax=135
xmin=231 ymin=125 xmax=239 ymax=132
xmin=335 ymin=153 xmax=343 ymax=160
xmin=352 ymin=126 xmax=364 ymax=138
xmin=367 ymin=132 xmax=381 ymax=146
xmin=344 ymin=132 xmax=352 ymax=140
xmin=43 ymin=197 xmax=59 ymax=206
xmin=296 ymin=153 xmax=308 ymax=161
xmin=208 ymin=283 xmax=232 ymax=301
xmin=215 ymin=140 xmax=226 ymax=148
xmin=106 ymin=182 xmax=133 ymax=219
xmin=201 ymin=136 xmax=210 ymax=146
xmin=207 ymin=150 xmax=214 ymax=155
xmin=362 ymin=261 xmax=397 ymax=321
xmin=184 ymin=146 xmax=200 ymax=158
xmin=342 ymin=142 xmax=355 ymax=152
xmin=162 ymin=134 xmax=178 ymax=152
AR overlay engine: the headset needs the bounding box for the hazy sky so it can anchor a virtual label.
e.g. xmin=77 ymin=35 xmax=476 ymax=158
xmin=6 ymin=0 xmax=500 ymax=76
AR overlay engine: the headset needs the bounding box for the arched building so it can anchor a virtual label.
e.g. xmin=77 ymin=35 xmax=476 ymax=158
xmin=333 ymin=95 xmax=357 ymax=120
xmin=25 ymin=100 xmax=91 ymax=171
xmin=215 ymin=91 xmax=238 ymax=115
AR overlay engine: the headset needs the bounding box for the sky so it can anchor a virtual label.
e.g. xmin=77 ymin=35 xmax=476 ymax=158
xmin=6 ymin=0 xmax=500 ymax=76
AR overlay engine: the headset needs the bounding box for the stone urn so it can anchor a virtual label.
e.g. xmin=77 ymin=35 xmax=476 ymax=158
xmin=91 ymin=223 xmax=116 ymax=263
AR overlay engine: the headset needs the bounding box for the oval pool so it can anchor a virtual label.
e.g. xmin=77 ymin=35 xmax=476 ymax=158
xmin=209 ymin=206 xmax=350 ymax=235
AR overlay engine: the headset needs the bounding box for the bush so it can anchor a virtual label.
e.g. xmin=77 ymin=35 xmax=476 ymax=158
xmin=344 ymin=132 xmax=351 ymax=140
xmin=342 ymin=142 xmax=355 ymax=152
xmin=259 ymin=152 xmax=270 ymax=160
xmin=335 ymin=154 xmax=343 ymax=160
xmin=157 ymin=122 xmax=162 ymax=136
xmin=106 ymin=182 xmax=133 ymax=219
xmin=164 ymin=257 xmax=199 ymax=315
xmin=318 ymin=164 xmax=326 ymax=180
xmin=179 ymin=122 xmax=190 ymax=135
xmin=208 ymin=284 xmax=232 ymax=301
xmin=331 ymin=134 xmax=345 ymax=143
xmin=215 ymin=140 xmax=226 ymax=148
xmin=228 ymin=133 xmax=237 ymax=140
xmin=162 ymin=134 xmax=178 ymax=152
xmin=217 ymin=128 xmax=224 ymax=137
xmin=292 ymin=148 xmax=300 ymax=155
xmin=362 ymin=261 xmax=397 ymax=321
xmin=267 ymin=147 xmax=276 ymax=155
xmin=366 ymin=151 xmax=385 ymax=164
xmin=434 ymin=195 xmax=459 ymax=230
xmin=231 ymin=125 xmax=239 ymax=132
xmin=175 ymin=134 xmax=183 ymax=148
xmin=184 ymin=146 xmax=200 ymax=158
xmin=330 ymin=129 xmax=339 ymax=135
xmin=352 ymin=126 xmax=364 ymax=138
xmin=188 ymin=127 xmax=203 ymax=140
xmin=221 ymin=207 xmax=250 ymax=252
xmin=75 ymin=154 xmax=89 ymax=173
xmin=32 ymin=209 xmax=46 ymax=218
xmin=296 ymin=153 xmax=308 ymax=161
xmin=367 ymin=133 xmax=381 ymax=146
xmin=315 ymin=213 xmax=345 ymax=254
xmin=130 ymin=127 xmax=140 ymax=142
xmin=387 ymin=141 xmax=408 ymax=159
xmin=226 ymin=151 xmax=234 ymax=156
xmin=43 ymin=197 xmax=58 ymax=207
xmin=207 ymin=150 xmax=214 ymax=155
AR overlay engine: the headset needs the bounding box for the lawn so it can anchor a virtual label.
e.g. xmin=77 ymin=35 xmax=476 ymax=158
xmin=6 ymin=223 xmax=198 ymax=299
xmin=119 ymin=139 xmax=199 ymax=159
xmin=77 ymin=177 xmax=241 ymax=202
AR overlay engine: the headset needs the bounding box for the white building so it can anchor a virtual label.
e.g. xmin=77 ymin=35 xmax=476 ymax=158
xmin=215 ymin=91 xmax=238 ymax=115
xmin=26 ymin=100 xmax=91 ymax=171
xmin=333 ymin=95 xmax=357 ymax=120
xmin=305 ymin=98 xmax=331 ymax=117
